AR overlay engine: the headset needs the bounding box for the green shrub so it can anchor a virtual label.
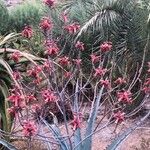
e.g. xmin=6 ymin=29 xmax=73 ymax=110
xmin=0 ymin=0 xmax=9 ymax=34
xmin=8 ymin=0 xmax=44 ymax=32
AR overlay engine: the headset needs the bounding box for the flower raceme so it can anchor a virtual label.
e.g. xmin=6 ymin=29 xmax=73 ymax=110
xmin=39 ymin=17 xmax=53 ymax=32
xmin=117 ymin=91 xmax=132 ymax=103
xmin=10 ymin=51 xmax=21 ymax=63
xmin=100 ymin=41 xmax=112 ymax=52
xmin=23 ymin=121 xmax=37 ymax=137
xmin=21 ymin=26 xmax=33 ymax=38
xmin=75 ymin=41 xmax=85 ymax=51
xmin=43 ymin=0 xmax=55 ymax=7
xmin=41 ymin=89 xmax=57 ymax=103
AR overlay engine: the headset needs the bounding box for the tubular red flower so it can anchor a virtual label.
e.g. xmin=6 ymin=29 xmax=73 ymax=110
xmin=21 ymin=26 xmax=33 ymax=38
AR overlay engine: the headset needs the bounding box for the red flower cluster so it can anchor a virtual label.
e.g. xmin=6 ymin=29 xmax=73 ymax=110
xmin=39 ymin=17 xmax=53 ymax=32
xmin=41 ymin=89 xmax=57 ymax=103
xmin=94 ymin=67 xmax=107 ymax=77
xmin=100 ymin=79 xmax=111 ymax=89
xmin=10 ymin=51 xmax=21 ymax=63
xmin=90 ymin=54 xmax=100 ymax=63
xmin=43 ymin=0 xmax=55 ymax=7
xmin=13 ymin=71 xmax=21 ymax=80
xmin=117 ymin=91 xmax=132 ymax=103
xmin=75 ymin=41 xmax=85 ymax=51
xmin=114 ymin=77 xmax=126 ymax=85
xmin=27 ymin=66 xmax=42 ymax=85
xmin=100 ymin=41 xmax=112 ymax=52
xmin=8 ymin=92 xmax=23 ymax=107
xmin=64 ymin=23 xmax=80 ymax=34
xmin=26 ymin=94 xmax=36 ymax=104
xmin=113 ymin=111 xmax=125 ymax=124
xmin=70 ymin=113 xmax=82 ymax=131
xmin=45 ymin=40 xmax=59 ymax=56
xmin=21 ymin=26 xmax=33 ymax=38
xmin=64 ymin=71 xmax=72 ymax=78
xmin=73 ymin=59 xmax=82 ymax=67
xmin=58 ymin=56 xmax=70 ymax=66
xmin=23 ymin=121 xmax=37 ymax=137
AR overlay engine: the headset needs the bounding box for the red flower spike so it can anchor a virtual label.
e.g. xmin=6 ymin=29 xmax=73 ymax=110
xmin=114 ymin=111 xmax=125 ymax=124
xmin=75 ymin=41 xmax=85 ymax=51
xmin=114 ymin=77 xmax=126 ymax=85
xmin=41 ymin=89 xmax=57 ymax=103
xmin=117 ymin=91 xmax=132 ymax=103
xmin=10 ymin=51 xmax=21 ymax=63
xmin=58 ymin=56 xmax=70 ymax=66
xmin=21 ymin=26 xmax=33 ymax=38
xmin=23 ymin=121 xmax=37 ymax=137
xmin=39 ymin=17 xmax=53 ymax=32
xmin=43 ymin=0 xmax=55 ymax=7
xmin=94 ymin=67 xmax=107 ymax=77
xmin=90 ymin=54 xmax=100 ymax=63
xmin=100 ymin=41 xmax=112 ymax=52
